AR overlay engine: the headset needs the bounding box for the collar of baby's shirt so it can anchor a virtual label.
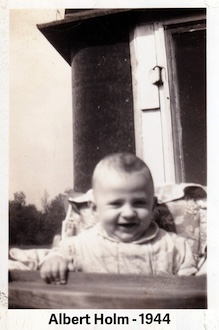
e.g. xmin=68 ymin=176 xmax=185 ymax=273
xmin=96 ymin=221 xmax=159 ymax=244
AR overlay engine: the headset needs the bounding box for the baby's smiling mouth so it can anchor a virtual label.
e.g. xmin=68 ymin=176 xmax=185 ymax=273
xmin=118 ymin=222 xmax=138 ymax=228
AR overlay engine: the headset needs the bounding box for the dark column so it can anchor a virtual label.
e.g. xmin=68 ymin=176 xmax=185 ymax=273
xmin=70 ymin=17 xmax=135 ymax=192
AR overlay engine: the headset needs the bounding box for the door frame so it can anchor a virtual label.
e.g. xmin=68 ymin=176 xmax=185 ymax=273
xmin=129 ymin=12 xmax=206 ymax=185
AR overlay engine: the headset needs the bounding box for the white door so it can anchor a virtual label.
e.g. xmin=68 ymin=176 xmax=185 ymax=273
xmin=130 ymin=13 xmax=206 ymax=186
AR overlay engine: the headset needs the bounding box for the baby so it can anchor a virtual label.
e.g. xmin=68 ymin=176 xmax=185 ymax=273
xmin=40 ymin=152 xmax=197 ymax=284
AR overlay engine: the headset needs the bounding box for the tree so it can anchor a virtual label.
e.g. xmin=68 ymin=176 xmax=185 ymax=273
xmin=41 ymin=190 xmax=50 ymax=214
xmin=43 ymin=194 xmax=66 ymax=243
xmin=13 ymin=191 xmax=26 ymax=207
xmin=9 ymin=191 xmax=67 ymax=246
xmin=9 ymin=194 xmax=40 ymax=245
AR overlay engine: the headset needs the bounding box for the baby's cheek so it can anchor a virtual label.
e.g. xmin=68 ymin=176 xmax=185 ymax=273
xmin=101 ymin=216 xmax=117 ymax=232
xmin=139 ymin=208 xmax=151 ymax=218
xmin=102 ymin=209 xmax=118 ymax=221
xmin=102 ymin=218 xmax=116 ymax=228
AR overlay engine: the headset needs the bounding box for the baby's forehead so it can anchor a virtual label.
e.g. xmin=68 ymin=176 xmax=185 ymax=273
xmin=99 ymin=165 xmax=149 ymax=176
xmin=94 ymin=167 xmax=153 ymax=188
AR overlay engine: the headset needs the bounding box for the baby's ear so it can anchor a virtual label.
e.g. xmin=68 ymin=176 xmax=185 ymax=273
xmin=152 ymin=196 xmax=158 ymax=211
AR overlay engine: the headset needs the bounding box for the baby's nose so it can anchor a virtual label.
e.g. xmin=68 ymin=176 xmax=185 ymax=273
xmin=121 ymin=204 xmax=136 ymax=218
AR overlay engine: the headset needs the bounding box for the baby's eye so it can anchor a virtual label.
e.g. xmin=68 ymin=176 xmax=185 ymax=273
xmin=133 ymin=200 xmax=148 ymax=207
xmin=109 ymin=201 xmax=122 ymax=207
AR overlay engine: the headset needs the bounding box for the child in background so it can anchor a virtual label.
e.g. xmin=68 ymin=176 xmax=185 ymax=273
xmin=40 ymin=153 xmax=197 ymax=284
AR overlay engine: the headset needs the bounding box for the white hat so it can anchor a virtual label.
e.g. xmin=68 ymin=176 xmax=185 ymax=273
xmin=68 ymin=189 xmax=93 ymax=204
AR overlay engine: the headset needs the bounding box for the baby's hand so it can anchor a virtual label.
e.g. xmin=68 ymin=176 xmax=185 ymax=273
xmin=40 ymin=255 xmax=68 ymax=284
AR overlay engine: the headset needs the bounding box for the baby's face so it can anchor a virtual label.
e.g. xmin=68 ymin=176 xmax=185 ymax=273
xmin=93 ymin=170 xmax=154 ymax=243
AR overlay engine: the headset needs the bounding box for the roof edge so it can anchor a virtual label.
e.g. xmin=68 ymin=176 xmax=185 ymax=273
xmin=37 ymin=9 xmax=132 ymax=30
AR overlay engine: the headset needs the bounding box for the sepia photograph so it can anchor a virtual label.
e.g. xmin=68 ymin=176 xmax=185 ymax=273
xmin=7 ymin=7 xmax=209 ymax=311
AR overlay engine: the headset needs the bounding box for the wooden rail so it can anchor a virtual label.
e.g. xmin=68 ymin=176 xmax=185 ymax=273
xmin=9 ymin=270 xmax=207 ymax=309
